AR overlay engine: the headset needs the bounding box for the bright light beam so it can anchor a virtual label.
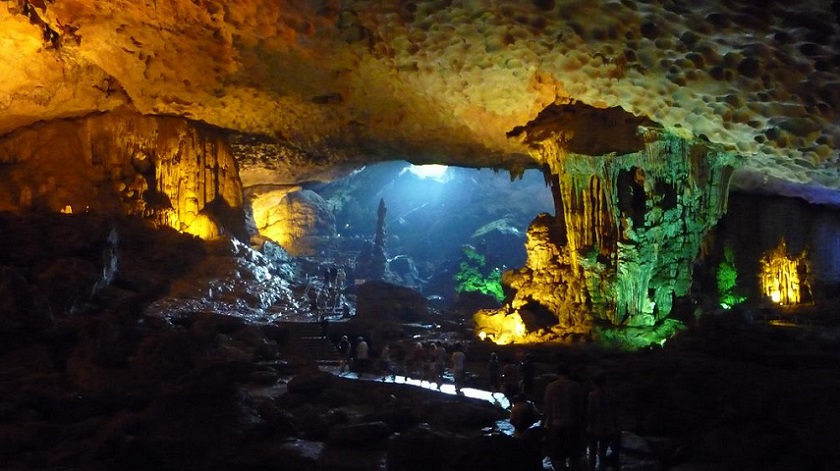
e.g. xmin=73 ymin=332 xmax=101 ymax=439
xmin=407 ymin=164 xmax=449 ymax=181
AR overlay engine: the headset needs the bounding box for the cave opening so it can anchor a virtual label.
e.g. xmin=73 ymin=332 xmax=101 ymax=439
xmin=294 ymin=160 xmax=555 ymax=307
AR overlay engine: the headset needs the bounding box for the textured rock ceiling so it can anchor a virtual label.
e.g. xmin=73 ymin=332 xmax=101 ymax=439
xmin=1 ymin=0 xmax=839 ymax=201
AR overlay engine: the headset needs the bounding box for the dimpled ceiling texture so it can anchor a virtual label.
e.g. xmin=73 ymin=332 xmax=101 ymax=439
xmin=1 ymin=0 xmax=838 ymax=199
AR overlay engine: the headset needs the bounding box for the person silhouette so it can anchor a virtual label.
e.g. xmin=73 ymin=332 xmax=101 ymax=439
xmin=451 ymin=343 xmax=466 ymax=393
xmin=543 ymin=363 xmax=584 ymax=471
xmin=587 ymin=373 xmax=620 ymax=471
xmin=488 ymin=352 xmax=502 ymax=395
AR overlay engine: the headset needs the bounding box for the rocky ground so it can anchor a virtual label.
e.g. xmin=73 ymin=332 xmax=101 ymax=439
xmin=2 ymin=212 xmax=840 ymax=471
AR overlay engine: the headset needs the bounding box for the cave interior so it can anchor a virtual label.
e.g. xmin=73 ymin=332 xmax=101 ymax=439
xmin=3 ymin=1 xmax=840 ymax=470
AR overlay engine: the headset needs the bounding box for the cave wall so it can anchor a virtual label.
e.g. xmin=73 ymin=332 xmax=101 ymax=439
xmin=249 ymin=187 xmax=337 ymax=256
xmin=714 ymin=193 xmax=840 ymax=303
xmin=0 ymin=111 xmax=247 ymax=240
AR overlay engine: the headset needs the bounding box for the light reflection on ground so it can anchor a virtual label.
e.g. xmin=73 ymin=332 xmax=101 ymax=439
xmin=334 ymin=371 xmax=567 ymax=469
xmin=336 ymin=372 xmax=511 ymax=410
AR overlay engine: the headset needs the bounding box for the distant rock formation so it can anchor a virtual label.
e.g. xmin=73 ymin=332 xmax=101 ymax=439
xmin=356 ymin=198 xmax=391 ymax=282
xmin=0 ymin=111 xmax=248 ymax=240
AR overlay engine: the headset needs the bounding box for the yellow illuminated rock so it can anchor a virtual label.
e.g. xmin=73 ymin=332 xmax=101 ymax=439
xmin=249 ymin=187 xmax=336 ymax=255
xmin=0 ymin=111 xmax=244 ymax=239
xmin=759 ymin=240 xmax=810 ymax=306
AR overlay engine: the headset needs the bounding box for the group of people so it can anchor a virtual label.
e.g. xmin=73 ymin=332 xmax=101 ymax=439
xmin=309 ymin=265 xmax=348 ymax=317
xmin=397 ymin=341 xmax=468 ymax=392
xmin=403 ymin=341 xmax=467 ymax=392
xmin=404 ymin=341 xmax=448 ymax=386
xmin=336 ymin=337 xmax=468 ymax=392
xmin=337 ymin=337 xmax=620 ymax=470
xmin=488 ymin=352 xmax=538 ymax=401
xmin=488 ymin=353 xmax=621 ymax=471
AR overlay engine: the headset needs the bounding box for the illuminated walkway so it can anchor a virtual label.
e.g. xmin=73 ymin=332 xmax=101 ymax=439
xmin=334 ymin=371 xmax=512 ymax=410
xmin=330 ymin=371 xmax=600 ymax=470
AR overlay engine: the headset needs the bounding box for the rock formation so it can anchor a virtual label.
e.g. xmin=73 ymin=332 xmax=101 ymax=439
xmin=356 ymin=198 xmax=390 ymax=282
xmin=477 ymin=110 xmax=737 ymax=344
xmin=0 ymin=111 xmax=247 ymax=240
xmin=249 ymin=188 xmax=337 ymax=256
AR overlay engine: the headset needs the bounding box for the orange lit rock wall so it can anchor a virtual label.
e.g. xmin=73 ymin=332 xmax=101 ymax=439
xmin=249 ymin=188 xmax=337 ymax=256
xmin=502 ymin=213 xmax=591 ymax=339
xmin=0 ymin=111 xmax=245 ymax=239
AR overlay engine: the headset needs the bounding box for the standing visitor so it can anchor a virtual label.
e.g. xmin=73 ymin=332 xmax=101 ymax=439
xmin=378 ymin=344 xmax=394 ymax=381
xmin=520 ymin=353 xmax=536 ymax=397
xmin=329 ymin=265 xmax=338 ymax=290
xmin=336 ymin=268 xmax=347 ymax=291
xmin=355 ymin=336 xmax=369 ymax=377
xmin=488 ymin=352 xmax=502 ymax=396
xmin=408 ymin=342 xmax=425 ymax=379
xmin=434 ymin=341 xmax=448 ymax=388
xmin=424 ymin=343 xmax=436 ymax=385
xmin=451 ymin=343 xmax=466 ymax=394
xmin=543 ymin=363 xmax=585 ymax=471
xmin=502 ymin=361 xmax=521 ymax=401
xmin=338 ymin=335 xmax=352 ymax=374
xmin=587 ymin=373 xmax=620 ymax=471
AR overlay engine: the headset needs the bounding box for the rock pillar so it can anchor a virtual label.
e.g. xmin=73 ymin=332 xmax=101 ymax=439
xmin=551 ymin=131 xmax=736 ymax=329
xmin=476 ymin=105 xmax=738 ymax=344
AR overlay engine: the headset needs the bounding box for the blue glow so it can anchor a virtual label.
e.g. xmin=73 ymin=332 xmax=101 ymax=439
xmin=406 ymin=164 xmax=449 ymax=182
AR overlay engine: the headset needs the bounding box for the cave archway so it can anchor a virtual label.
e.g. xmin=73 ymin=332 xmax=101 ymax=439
xmin=248 ymin=161 xmax=555 ymax=307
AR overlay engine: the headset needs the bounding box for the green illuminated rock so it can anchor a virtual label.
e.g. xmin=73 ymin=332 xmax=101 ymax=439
xmin=497 ymin=126 xmax=739 ymax=344
xmin=717 ymin=243 xmax=746 ymax=309
xmin=454 ymin=245 xmax=505 ymax=302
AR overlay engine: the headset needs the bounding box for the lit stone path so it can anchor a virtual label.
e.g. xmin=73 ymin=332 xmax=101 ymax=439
xmin=334 ymin=371 xmax=518 ymax=440
xmin=334 ymin=371 xmax=511 ymax=410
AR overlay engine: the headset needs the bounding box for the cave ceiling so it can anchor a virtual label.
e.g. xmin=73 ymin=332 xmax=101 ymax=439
xmin=1 ymin=0 xmax=839 ymax=201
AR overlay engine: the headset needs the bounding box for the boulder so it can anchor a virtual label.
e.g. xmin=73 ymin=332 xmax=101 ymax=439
xmin=356 ymin=280 xmax=428 ymax=322
xmin=287 ymin=366 xmax=335 ymax=395
xmin=225 ymin=439 xmax=324 ymax=471
xmin=327 ymin=421 xmax=391 ymax=446
xmin=249 ymin=188 xmax=336 ymax=256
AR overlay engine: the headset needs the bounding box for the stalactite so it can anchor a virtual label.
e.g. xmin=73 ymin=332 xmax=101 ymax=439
xmin=476 ymin=127 xmax=739 ymax=345
xmin=0 ymin=111 xmax=246 ymax=240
